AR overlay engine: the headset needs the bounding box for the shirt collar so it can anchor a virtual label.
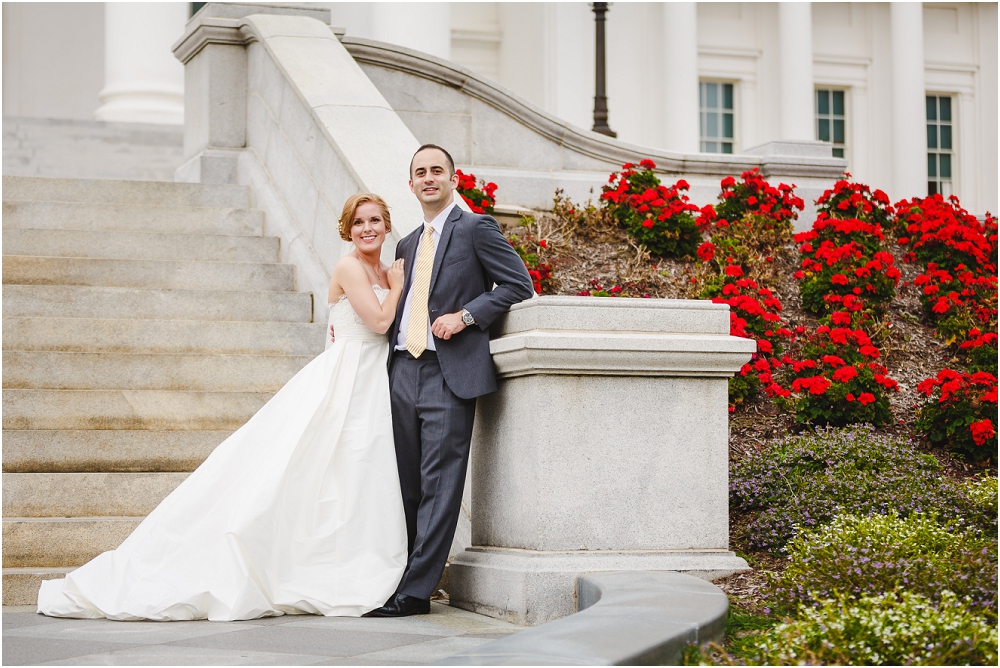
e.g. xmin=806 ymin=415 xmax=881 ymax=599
xmin=424 ymin=202 xmax=456 ymax=234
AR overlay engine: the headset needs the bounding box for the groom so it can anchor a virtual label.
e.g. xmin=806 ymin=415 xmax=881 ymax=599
xmin=368 ymin=144 xmax=533 ymax=617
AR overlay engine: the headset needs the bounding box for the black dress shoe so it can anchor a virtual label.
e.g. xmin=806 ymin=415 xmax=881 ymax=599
xmin=365 ymin=593 xmax=431 ymax=617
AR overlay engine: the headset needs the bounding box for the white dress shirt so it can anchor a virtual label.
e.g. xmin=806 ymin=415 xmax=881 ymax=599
xmin=395 ymin=202 xmax=456 ymax=352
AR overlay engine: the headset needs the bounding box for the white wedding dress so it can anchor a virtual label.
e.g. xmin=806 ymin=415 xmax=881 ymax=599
xmin=37 ymin=286 xmax=407 ymax=621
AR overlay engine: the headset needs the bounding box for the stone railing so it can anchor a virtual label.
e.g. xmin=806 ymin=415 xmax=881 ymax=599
xmin=343 ymin=36 xmax=846 ymax=229
xmin=172 ymin=3 xmax=426 ymax=320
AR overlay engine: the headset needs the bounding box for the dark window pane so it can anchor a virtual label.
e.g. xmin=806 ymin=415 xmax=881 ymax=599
xmin=699 ymin=83 xmax=706 ymax=108
xmin=833 ymin=147 xmax=845 ymax=158
xmin=700 ymin=141 xmax=708 ymax=152
xmin=940 ymin=96 xmax=951 ymax=121
xmin=833 ymin=90 xmax=845 ymax=116
xmin=818 ymin=118 xmax=831 ymax=141
xmin=929 ymin=181 xmax=938 ymax=195
xmin=723 ymin=113 xmax=733 ymax=139
xmin=941 ymin=124 xmax=952 ymax=150
xmin=705 ymin=141 xmax=718 ymax=153
xmin=926 ymin=96 xmax=937 ymax=121
xmin=706 ymin=112 xmax=718 ymax=137
xmin=928 ymin=154 xmax=937 ymax=177
xmin=706 ymin=83 xmax=718 ymax=109
xmin=833 ymin=119 xmax=845 ymax=143
xmin=940 ymin=153 xmax=951 ymax=178
xmin=927 ymin=125 xmax=938 ymax=149
xmin=700 ymin=112 xmax=706 ymax=138
xmin=722 ymin=142 xmax=733 ymax=154
xmin=723 ymin=84 xmax=734 ymax=110
xmin=817 ymin=90 xmax=830 ymax=115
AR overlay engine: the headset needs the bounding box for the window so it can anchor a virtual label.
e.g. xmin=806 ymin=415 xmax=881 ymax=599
xmin=816 ymin=89 xmax=847 ymax=159
xmin=926 ymin=95 xmax=954 ymax=196
xmin=700 ymin=82 xmax=735 ymax=154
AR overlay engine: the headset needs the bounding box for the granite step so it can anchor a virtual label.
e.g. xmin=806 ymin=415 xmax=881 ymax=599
xmin=2 ymin=430 xmax=229 ymax=473
xmin=2 ymin=317 xmax=327 ymax=355
xmin=2 ymin=389 xmax=270 ymax=431
xmin=3 ymin=256 xmax=296 ymax=292
xmin=2 ymin=285 xmax=314 ymax=322
xmin=2 ymin=175 xmax=248 ymax=208
xmin=1 ymin=200 xmax=264 ymax=236
xmin=3 ymin=472 xmax=188 ymax=518
xmin=2 ymin=228 xmax=278 ymax=263
xmin=2 ymin=351 xmax=314 ymax=391
xmin=3 ymin=518 xmax=142 ymax=568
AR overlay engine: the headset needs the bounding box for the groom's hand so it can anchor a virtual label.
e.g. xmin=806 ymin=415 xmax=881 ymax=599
xmin=431 ymin=312 xmax=467 ymax=340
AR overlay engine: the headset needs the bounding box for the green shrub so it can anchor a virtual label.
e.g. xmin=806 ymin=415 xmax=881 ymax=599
xmin=772 ymin=512 xmax=997 ymax=619
xmin=730 ymin=426 xmax=997 ymax=553
xmin=747 ymin=590 xmax=998 ymax=665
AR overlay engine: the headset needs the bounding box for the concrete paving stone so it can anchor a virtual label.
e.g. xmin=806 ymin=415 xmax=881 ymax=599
xmin=309 ymin=659 xmax=412 ymax=666
xmin=2 ymin=285 xmax=314 ymax=323
xmin=2 ymin=317 xmax=327 ymax=356
xmin=354 ymin=635 xmax=496 ymax=663
xmin=2 ymin=430 xmax=231 ymax=473
xmin=1 ymin=635 xmax=133 ymax=666
xmin=418 ymin=604 xmax=521 ymax=635
xmin=1 ymin=200 xmax=264 ymax=236
xmin=40 ymin=644 xmax=332 ymax=666
xmin=2 ymin=389 xmax=271 ymax=431
xmin=6 ymin=617 xmax=258 ymax=646
xmin=2 ymin=228 xmax=279 ymax=263
xmin=286 ymin=614 xmax=463 ymax=637
xmin=168 ymin=626 xmax=432 ymax=658
xmin=1 ymin=607 xmax=65 ymax=628
xmin=3 ymin=256 xmax=296 ymax=292
xmin=2 ymin=350 xmax=314 ymax=392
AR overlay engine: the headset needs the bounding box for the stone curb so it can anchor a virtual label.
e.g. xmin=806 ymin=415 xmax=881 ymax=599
xmin=437 ymin=571 xmax=728 ymax=665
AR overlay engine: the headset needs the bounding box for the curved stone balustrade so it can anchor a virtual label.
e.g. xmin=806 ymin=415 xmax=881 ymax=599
xmin=439 ymin=571 xmax=729 ymax=665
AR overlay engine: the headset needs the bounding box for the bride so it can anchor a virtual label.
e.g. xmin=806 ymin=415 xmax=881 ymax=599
xmin=37 ymin=194 xmax=409 ymax=621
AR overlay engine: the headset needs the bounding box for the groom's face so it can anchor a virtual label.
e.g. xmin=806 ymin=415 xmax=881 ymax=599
xmin=409 ymin=148 xmax=459 ymax=212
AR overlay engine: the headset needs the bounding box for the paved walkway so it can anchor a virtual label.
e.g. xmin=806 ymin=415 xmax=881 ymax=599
xmin=2 ymin=603 xmax=521 ymax=665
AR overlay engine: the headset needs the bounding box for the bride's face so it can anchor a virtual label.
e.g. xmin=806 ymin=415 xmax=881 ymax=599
xmin=351 ymin=202 xmax=387 ymax=253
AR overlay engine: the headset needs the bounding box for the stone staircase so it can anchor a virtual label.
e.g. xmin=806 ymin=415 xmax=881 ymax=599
xmin=2 ymin=175 xmax=327 ymax=605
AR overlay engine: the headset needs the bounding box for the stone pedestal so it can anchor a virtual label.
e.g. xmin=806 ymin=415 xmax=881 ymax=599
xmin=450 ymin=297 xmax=754 ymax=626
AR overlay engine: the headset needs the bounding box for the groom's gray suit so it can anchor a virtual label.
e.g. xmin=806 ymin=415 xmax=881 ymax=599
xmin=388 ymin=203 xmax=533 ymax=600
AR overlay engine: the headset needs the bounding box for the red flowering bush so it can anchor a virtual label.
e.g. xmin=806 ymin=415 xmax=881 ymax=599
xmin=455 ymin=169 xmax=498 ymax=215
xmin=815 ymin=174 xmax=894 ymax=232
xmin=699 ymin=270 xmax=792 ymax=405
xmin=778 ymin=324 xmax=896 ymax=427
xmin=794 ymin=177 xmax=901 ymax=319
xmin=960 ymin=328 xmax=999 ymax=374
xmin=894 ymin=194 xmax=998 ymax=274
xmin=916 ymin=369 xmax=998 ymax=462
xmin=715 ymin=168 xmax=804 ymax=229
xmin=506 ymin=226 xmax=552 ymax=294
xmin=601 ymin=160 xmax=711 ymax=258
xmin=912 ymin=262 xmax=998 ymax=342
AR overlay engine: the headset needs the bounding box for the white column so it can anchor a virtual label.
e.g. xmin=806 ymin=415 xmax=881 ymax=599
xmin=95 ymin=2 xmax=187 ymax=125
xmin=890 ymin=2 xmax=927 ymax=199
xmin=372 ymin=2 xmax=451 ymax=61
xmin=662 ymin=2 xmax=699 ymax=153
xmin=778 ymin=2 xmax=814 ymax=141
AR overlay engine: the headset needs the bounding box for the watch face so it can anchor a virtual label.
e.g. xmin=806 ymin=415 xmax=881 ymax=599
xmin=463 ymin=311 xmax=475 ymax=325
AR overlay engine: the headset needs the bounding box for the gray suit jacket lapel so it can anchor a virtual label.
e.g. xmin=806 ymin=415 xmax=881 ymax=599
xmin=396 ymin=230 xmax=421 ymax=322
xmin=429 ymin=206 xmax=462 ymax=294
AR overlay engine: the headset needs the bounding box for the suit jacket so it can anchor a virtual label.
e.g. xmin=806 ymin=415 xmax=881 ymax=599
xmin=389 ymin=205 xmax=534 ymax=399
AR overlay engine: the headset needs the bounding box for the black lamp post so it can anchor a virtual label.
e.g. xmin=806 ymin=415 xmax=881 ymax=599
xmin=591 ymin=2 xmax=616 ymax=138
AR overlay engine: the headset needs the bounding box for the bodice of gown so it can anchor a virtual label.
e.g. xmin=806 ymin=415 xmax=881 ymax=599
xmin=328 ymin=285 xmax=390 ymax=343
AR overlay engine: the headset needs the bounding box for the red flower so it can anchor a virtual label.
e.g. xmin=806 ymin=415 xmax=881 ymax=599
xmin=858 ymin=392 xmax=876 ymax=405
xmin=725 ymin=264 xmax=744 ymax=277
xmin=832 ymin=366 xmax=859 ymax=383
xmin=831 ymin=274 xmax=849 ymax=285
xmin=697 ymin=242 xmax=715 ymax=263
xmin=970 ymin=419 xmax=996 ymax=446
xmin=538 ymin=239 xmax=548 ymax=249
xmin=642 ymin=219 xmax=655 ymax=228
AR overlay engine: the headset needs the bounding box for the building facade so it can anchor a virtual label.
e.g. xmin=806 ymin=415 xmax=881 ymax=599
xmin=3 ymin=1 xmax=997 ymax=211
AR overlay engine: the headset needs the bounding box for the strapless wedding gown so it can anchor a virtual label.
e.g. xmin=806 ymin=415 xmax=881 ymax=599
xmin=37 ymin=286 xmax=407 ymax=621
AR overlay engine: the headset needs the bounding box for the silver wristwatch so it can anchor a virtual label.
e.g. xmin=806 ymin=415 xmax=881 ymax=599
xmin=461 ymin=308 xmax=476 ymax=326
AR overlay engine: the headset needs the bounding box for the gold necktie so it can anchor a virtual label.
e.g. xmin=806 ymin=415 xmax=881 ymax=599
xmin=405 ymin=224 xmax=435 ymax=358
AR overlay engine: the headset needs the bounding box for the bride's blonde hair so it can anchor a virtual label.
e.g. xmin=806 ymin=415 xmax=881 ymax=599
xmin=339 ymin=194 xmax=392 ymax=242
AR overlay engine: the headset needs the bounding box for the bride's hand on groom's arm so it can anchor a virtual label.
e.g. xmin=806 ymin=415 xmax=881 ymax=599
xmin=431 ymin=312 xmax=467 ymax=340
